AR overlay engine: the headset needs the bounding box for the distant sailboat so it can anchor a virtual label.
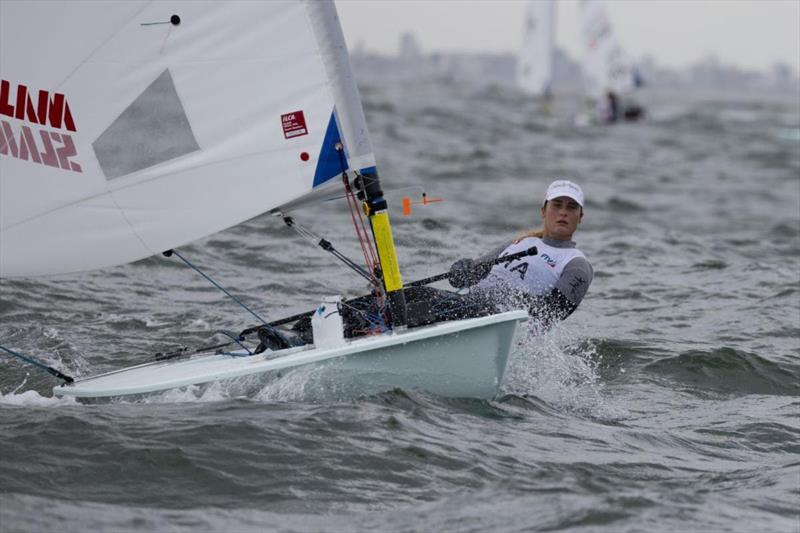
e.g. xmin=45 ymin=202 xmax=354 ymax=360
xmin=517 ymin=0 xmax=556 ymax=98
xmin=579 ymin=0 xmax=635 ymax=98
xmin=0 ymin=0 xmax=528 ymax=399
xmin=578 ymin=0 xmax=644 ymax=122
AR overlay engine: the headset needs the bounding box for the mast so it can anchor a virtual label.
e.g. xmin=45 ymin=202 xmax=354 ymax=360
xmin=306 ymin=1 xmax=408 ymax=328
xmin=354 ymin=170 xmax=408 ymax=328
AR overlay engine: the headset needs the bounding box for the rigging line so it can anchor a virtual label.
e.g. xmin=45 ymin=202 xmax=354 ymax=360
xmin=286 ymin=220 xmax=321 ymax=245
xmin=215 ymin=330 xmax=253 ymax=355
xmin=345 ymin=181 xmax=380 ymax=272
xmin=353 ymin=185 xmax=380 ymax=268
xmin=344 ymin=186 xmax=371 ymax=267
xmin=164 ymin=249 xmax=269 ymax=326
xmin=0 ymin=344 xmax=74 ymax=383
xmin=338 ymin=299 xmax=389 ymax=324
xmin=343 ymin=173 xmax=380 ymax=269
xmin=152 ymin=341 xmax=233 ymax=362
xmin=314 ymin=185 xmax=427 ymax=206
xmin=336 ymin=149 xmax=380 ymax=275
xmin=347 ymin=179 xmax=387 ymax=319
xmin=327 ymin=247 xmax=376 ymax=284
xmin=343 ymin=178 xmax=386 ymax=315
xmin=281 ymin=215 xmax=377 ymax=285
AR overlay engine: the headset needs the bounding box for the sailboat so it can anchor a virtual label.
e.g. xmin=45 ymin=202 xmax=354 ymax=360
xmin=516 ymin=0 xmax=556 ymax=99
xmin=578 ymin=0 xmax=644 ymax=122
xmin=0 ymin=1 xmax=528 ymax=399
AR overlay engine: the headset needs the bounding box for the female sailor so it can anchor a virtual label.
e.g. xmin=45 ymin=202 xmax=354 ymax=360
xmin=447 ymin=179 xmax=593 ymax=325
xmin=279 ymin=180 xmax=592 ymax=348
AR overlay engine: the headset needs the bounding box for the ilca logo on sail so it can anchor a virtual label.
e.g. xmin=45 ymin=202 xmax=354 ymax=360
xmin=0 ymin=80 xmax=82 ymax=173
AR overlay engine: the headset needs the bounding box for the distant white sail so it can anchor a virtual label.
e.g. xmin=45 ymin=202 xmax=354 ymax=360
xmin=0 ymin=0 xmax=375 ymax=277
xmin=579 ymin=0 xmax=636 ymax=99
xmin=517 ymin=0 xmax=556 ymax=97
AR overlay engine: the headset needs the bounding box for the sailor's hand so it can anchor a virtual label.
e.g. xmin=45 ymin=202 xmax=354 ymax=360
xmin=448 ymin=258 xmax=477 ymax=288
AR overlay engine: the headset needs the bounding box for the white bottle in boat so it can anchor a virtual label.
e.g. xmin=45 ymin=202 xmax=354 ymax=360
xmin=311 ymin=296 xmax=346 ymax=348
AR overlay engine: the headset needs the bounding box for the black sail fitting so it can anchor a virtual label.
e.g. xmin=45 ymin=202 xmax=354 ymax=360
xmin=353 ymin=173 xmax=383 ymax=206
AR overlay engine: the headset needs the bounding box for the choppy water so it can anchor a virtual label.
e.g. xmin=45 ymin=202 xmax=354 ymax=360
xmin=1 ymin=81 xmax=799 ymax=532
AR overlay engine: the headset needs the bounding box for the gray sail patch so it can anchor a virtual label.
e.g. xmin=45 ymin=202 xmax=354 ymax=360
xmin=93 ymin=69 xmax=199 ymax=180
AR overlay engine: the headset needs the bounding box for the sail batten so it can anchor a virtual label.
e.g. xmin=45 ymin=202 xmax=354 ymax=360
xmin=0 ymin=0 xmax=376 ymax=277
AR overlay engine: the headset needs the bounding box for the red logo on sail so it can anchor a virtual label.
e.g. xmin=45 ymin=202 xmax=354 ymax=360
xmin=281 ymin=110 xmax=308 ymax=139
xmin=0 ymin=80 xmax=82 ymax=173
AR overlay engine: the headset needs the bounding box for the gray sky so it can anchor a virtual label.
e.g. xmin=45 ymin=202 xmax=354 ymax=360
xmin=336 ymin=0 xmax=800 ymax=73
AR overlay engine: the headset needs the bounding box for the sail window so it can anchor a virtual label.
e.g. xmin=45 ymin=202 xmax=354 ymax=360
xmin=93 ymin=69 xmax=199 ymax=180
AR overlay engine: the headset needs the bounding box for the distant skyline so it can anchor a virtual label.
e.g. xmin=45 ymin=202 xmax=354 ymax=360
xmin=336 ymin=0 xmax=800 ymax=73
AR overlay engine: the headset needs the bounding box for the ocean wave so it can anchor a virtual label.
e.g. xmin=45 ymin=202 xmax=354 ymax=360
xmin=642 ymin=347 xmax=800 ymax=396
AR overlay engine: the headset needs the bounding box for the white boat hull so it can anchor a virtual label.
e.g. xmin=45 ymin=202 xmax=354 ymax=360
xmin=53 ymin=310 xmax=528 ymax=400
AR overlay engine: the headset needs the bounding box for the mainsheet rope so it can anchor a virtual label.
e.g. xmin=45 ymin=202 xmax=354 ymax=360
xmin=163 ymin=249 xmax=291 ymax=347
xmin=165 ymin=249 xmax=269 ymax=325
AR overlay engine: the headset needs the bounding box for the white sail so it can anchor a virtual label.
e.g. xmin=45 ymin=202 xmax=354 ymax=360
xmin=516 ymin=0 xmax=556 ymax=97
xmin=579 ymin=0 xmax=636 ymax=99
xmin=0 ymin=0 xmax=375 ymax=277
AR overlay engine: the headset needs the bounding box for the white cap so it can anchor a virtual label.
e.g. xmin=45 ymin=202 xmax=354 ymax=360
xmin=544 ymin=180 xmax=584 ymax=207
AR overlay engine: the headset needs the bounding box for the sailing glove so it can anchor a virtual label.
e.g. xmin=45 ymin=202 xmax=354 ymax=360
xmin=448 ymin=258 xmax=491 ymax=289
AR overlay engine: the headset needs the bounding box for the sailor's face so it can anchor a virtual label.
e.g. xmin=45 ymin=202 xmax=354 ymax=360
xmin=541 ymin=196 xmax=582 ymax=240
